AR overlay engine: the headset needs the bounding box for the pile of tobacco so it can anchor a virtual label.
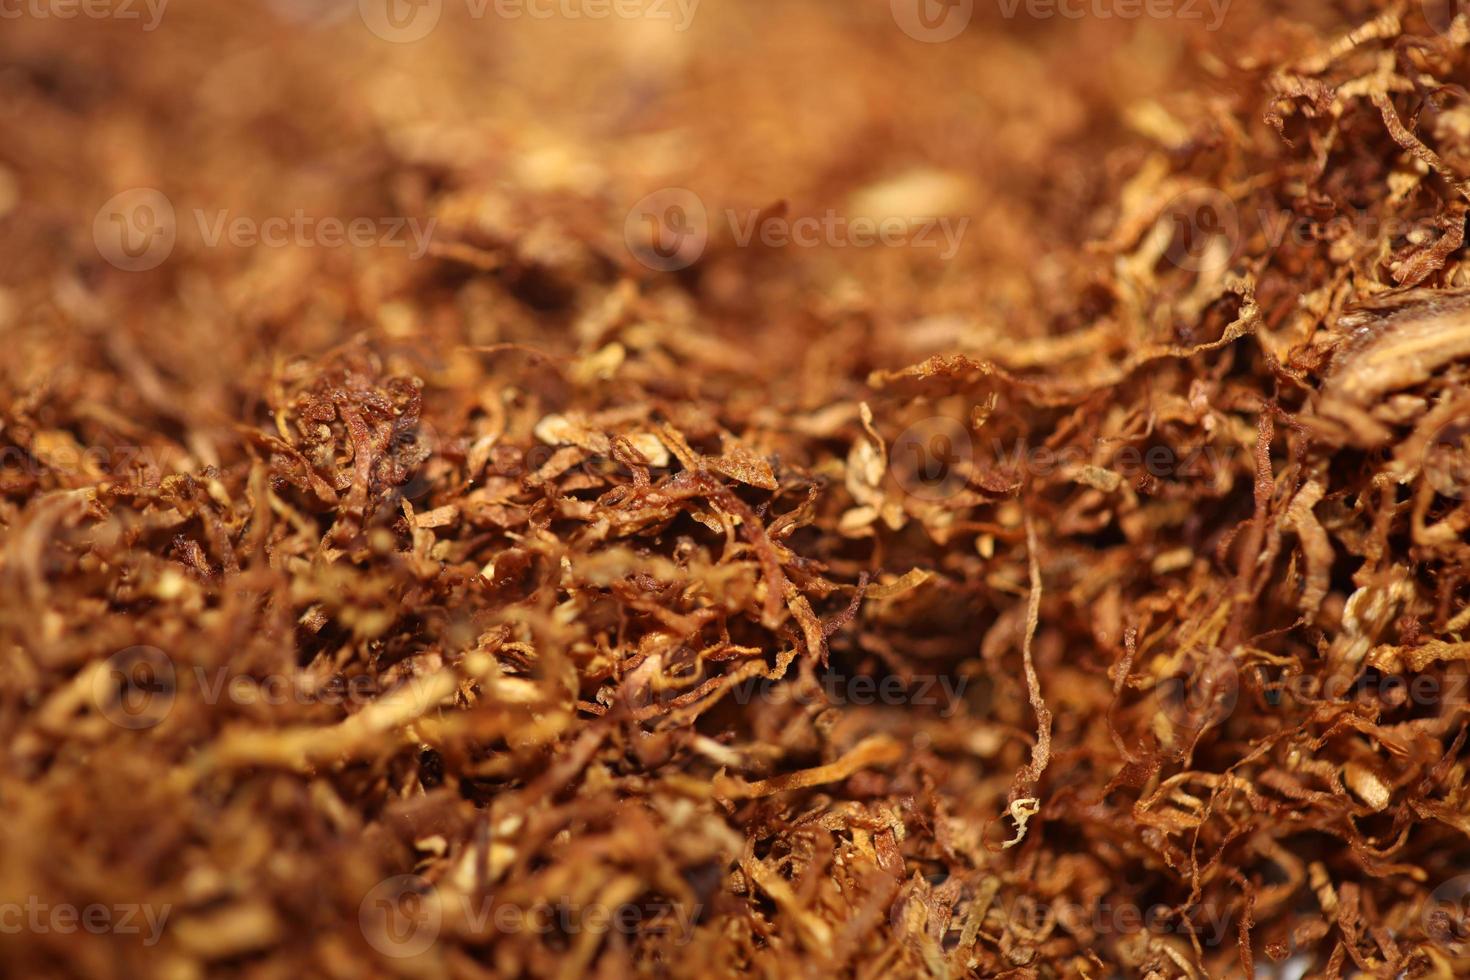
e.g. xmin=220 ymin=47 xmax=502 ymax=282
xmin=6 ymin=1 xmax=1470 ymax=977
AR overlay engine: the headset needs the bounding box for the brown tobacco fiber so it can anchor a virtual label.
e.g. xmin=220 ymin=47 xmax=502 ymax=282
xmin=5 ymin=2 xmax=1470 ymax=978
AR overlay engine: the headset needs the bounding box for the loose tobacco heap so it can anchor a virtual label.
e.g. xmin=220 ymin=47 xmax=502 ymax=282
xmin=5 ymin=1 xmax=1470 ymax=977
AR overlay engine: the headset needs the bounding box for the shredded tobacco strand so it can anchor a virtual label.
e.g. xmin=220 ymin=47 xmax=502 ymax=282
xmin=6 ymin=3 xmax=1470 ymax=979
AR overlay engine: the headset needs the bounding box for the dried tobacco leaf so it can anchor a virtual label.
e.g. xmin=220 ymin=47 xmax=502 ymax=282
xmin=5 ymin=2 xmax=1470 ymax=979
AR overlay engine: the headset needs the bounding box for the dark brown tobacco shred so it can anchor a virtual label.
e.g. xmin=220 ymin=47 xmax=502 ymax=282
xmin=6 ymin=2 xmax=1470 ymax=978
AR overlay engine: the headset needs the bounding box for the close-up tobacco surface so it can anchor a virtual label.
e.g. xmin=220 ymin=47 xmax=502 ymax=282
xmin=4 ymin=1 xmax=1470 ymax=977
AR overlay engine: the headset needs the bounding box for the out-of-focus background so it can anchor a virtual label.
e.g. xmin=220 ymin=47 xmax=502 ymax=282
xmin=4 ymin=3 xmax=1435 ymax=978
xmin=0 ymin=0 xmax=1297 ymax=433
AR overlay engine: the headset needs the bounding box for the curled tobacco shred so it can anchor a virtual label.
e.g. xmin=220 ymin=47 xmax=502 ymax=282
xmin=5 ymin=2 xmax=1470 ymax=978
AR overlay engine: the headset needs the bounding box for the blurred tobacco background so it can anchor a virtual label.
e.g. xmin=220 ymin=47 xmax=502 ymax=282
xmin=5 ymin=0 xmax=1470 ymax=977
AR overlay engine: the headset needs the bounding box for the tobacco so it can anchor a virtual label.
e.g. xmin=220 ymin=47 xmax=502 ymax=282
xmin=4 ymin=2 xmax=1470 ymax=978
